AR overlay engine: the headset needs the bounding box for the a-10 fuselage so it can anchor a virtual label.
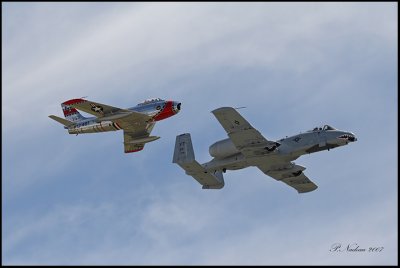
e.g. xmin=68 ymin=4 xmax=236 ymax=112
xmin=204 ymin=125 xmax=357 ymax=172
xmin=65 ymin=98 xmax=181 ymax=134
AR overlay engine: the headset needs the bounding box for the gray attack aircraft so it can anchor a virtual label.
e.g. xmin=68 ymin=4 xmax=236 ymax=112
xmin=173 ymin=107 xmax=357 ymax=193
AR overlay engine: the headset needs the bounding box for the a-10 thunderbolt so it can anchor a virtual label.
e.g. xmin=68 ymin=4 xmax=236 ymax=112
xmin=173 ymin=107 xmax=356 ymax=193
xmin=49 ymin=97 xmax=181 ymax=153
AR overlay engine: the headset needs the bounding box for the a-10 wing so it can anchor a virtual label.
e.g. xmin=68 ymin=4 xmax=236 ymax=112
xmin=212 ymin=107 xmax=317 ymax=192
xmin=257 ymin=163 xmax=318 ymax=193
xmin=211 ymin=107 xmax=279 ymax=158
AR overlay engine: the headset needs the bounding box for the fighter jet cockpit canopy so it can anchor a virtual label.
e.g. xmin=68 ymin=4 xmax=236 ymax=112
xmin=309 ymin=125 xmax=337 ymax=132
xmin=137 ymin=98 xmax=164 ymax=106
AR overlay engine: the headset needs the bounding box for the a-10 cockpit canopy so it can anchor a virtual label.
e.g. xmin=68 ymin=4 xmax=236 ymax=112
xmin=137 ymin=98 xmax=164 ymax=106
xmin=308 ymin=125 xmax=337 ymax=132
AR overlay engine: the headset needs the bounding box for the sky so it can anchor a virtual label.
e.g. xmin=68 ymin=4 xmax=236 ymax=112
xmin=2 ymin=2 xmax=398 ymax=265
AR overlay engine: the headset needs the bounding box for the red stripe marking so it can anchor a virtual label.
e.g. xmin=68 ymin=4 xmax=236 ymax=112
xmin=62 ymin=99 xmax=86 ymax=117
xmin=125 ymin=148 xmax=144 ymax=153
xmin=115 ymin=122 xmax=122 ymax=130
xmin=153 ymin=101 xmax=174 ymax=121
xmin=62 ymin=98 xmax=86 ymax=105
xmin=63 ymin=109 xmax=78 ymax=116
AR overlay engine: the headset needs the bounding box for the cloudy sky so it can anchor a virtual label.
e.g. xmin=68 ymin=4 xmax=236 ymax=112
xmin=2 ymin=2 xmax=397 ymax=265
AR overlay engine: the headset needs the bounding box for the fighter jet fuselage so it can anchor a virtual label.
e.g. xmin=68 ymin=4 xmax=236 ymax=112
xmin=50 ymin=98 xmax=181 ymax=153
xmin=63 ymin=98 xmax=181 ymax=135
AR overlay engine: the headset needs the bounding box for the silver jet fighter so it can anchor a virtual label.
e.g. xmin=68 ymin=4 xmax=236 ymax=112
xmin=173 ymin=107 xmax=356 ymax=193
xmin=50 ymin=98 xmax=181 ymax=153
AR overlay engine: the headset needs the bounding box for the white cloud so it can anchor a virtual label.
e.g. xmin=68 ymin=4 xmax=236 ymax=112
xmin=3 ymin=3 xmax=396 ymax=129
xmin=4 ymin=183 xmax=396 ymax=265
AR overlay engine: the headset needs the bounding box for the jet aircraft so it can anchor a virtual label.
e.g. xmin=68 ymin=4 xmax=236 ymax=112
xmin=173 ymin=107 xmax=356 ymax=193
xmin=50 ymin=98 xmax=181 ymax=153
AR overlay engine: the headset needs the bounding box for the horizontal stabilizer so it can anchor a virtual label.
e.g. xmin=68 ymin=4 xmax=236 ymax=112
xmin=49 ymin=115 xmax=75 ymax=126
xmin=173 ymin=133 xmax=224 ymax=189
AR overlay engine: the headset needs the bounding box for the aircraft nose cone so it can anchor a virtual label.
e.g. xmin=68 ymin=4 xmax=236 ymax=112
xmin=173 ymin=101 xmax=181 ymax=113
xmin=337 ymin=132 xmax=357 ymax=143
xmin=349 ymin=132 xmax=357 ymax=142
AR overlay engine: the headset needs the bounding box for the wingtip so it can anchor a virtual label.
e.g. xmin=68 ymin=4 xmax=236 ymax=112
xmin=211 ymin=107 xmax=235 ymax=114
xmin=125 ymin=148 xmax=144 ymax=153
xmin=297 ymin=184 xmax=318 ymax=194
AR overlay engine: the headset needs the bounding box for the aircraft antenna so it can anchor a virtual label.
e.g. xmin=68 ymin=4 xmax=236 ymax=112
xmin=235 ymin=106 xmax=246 ymax=110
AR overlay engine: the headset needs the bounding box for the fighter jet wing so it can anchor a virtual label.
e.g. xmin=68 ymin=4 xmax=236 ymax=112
xmin=212 ymin=107 xmax=278 ymax=158
xmin=69 ymin=98 xmax=133 ymax=118
xmin=257 ymin=163 xmax=318 ymax=193
xmin=69 ymin=98 xmax=153 ymax=127
xmin=123 ymin=122 xmax=158 ymax=153
xmin=123 ymin=131 xmax=146 ymax=153
xmin=67 ymin=98 xmax=156 ymax=153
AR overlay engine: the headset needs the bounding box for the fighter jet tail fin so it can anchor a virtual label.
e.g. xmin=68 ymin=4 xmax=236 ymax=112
xmin=61 ymin=99 xmax=87 ymax=122
xmin=173 ymin=133 xmax=224 ymax=189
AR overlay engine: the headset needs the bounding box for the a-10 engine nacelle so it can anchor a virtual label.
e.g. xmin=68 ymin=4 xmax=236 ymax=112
xmin=209 ymin=138 xmax=240 ymax=159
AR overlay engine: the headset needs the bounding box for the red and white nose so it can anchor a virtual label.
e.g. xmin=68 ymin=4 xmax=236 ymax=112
xmin=153 ymin=100 xmax=181 ymax=121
